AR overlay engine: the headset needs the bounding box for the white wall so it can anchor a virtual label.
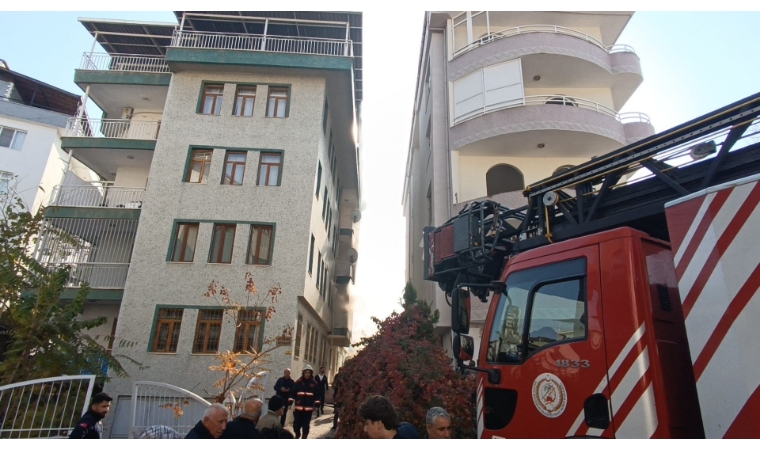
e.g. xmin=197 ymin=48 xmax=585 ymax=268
xmin=114 ymin=166 xmax=150 ymax=187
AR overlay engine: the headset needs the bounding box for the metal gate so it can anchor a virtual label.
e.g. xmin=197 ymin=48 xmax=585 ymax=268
xmin=0 ymin=375 xmax=96 ymax=439
xmin=129 ymin=381 xmax=210 ymax=438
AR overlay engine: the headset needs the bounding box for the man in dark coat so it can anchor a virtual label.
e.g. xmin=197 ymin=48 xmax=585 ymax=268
xmin=185 ymin=404 xmax=229 ymax=439
xmin=314 ymin=366 xmax=329 ymax=417
xmin=68 ymin=392 xmax=112 ymax=439
xmin=273 ymin=368 xmax=294 ymax=428
xmin=331 ymin=367 xmax=343 ymax=429
xmin=292 ymin=365 xmax=320 ymax=439
xmin=222 ymin=398 xmax=262 ymax=439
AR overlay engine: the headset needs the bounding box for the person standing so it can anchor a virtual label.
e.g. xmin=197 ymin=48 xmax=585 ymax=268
xmin=273 ymin=368 xmax=294 ymax=428
xmin=331 ymin=367 xmax=343 ymax=429
xmin=185 ymin=404 xmax=229 ymax=439
xmin=424 ymin=407 xmax=452 ymax=439
xmin=68 ymin=392 xmax=112 ymax=439
xmin=314 ymin=366 xmax=329 ymax=417
xmin=292 ymin=365 xmax=320 ymax=439
xmin=222 ymin=398 xmax=263 ymax=439
xmin=257 ymin=395 xmax=286 ymax=434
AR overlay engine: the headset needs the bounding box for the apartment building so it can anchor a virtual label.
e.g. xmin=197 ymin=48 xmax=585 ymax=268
xmin=403 ymin=11 xmax=654 ymax=358
xmin=0 ymin=61 xmax=91 ymax=213
xmin=31 ymin=12 xmax=363 ymax=436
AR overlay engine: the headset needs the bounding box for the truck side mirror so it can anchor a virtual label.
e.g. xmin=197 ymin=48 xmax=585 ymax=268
xmin=453 ymin=334 xmax=474 ymax=362
xmin=451 ymin=288 xmax=471 ymax=334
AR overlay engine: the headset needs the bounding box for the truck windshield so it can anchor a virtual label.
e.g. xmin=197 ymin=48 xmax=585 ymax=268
xmin=486 ymin=258 xmax=587 ymax=364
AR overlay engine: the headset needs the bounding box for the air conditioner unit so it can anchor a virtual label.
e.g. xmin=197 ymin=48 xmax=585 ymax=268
xmin=122 ymin=107 xmax=134 ymax=120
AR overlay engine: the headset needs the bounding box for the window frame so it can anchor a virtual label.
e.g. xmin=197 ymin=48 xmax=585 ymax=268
xmin=192 ymin=309 xmax=224 ymax=354
xmin=233 ymin=309 xmax=265 ymax=353
xmin=200 ymin=84 xmax=225 ymax=115
xmin=246 ymin=224 xmax=275 ymax=265
xmin=208 ymin=223 xmax=237 ymax=264
xmin=170 ymin=222 xmax=200 ymax=262
xmin=151 ymin=308 xmax=184 ymax=353
xmin=233 ymin=85 xmax=257 ymax=117
xmin=265 ymin=86 xmax=290 ymax=118
xmin=315 ymin=162 xmax=322 ymax=198
xmin=222 ymin=151 xmax=247 ymax=186
xmin=257 ymin=152 xmax=283 ymax=186
xmin=185 ymin=148 xmax=213 ymax=184
xmin=294 ymin=313 xmax=303 ymax=359
xmin=0 ymin=126 xmax=27 ymax=150
xmin=524 ymin=276 xmax=587 ymax=357
xmin=0 ymin=171 xmax=15 ymax=196
xmin=308 ymin=234 xmax=315 ymax=275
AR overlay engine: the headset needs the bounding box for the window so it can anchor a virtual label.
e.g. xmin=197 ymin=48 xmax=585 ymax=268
xmin=186 ymin=149 xmax=213 ymax=183
xmin=222 ymin=151 xmax=247 ymax=185
xmin=321 ymin=264 xmax=328 ymax=298
xmin=328 ymin=131 xmax=333 ymax=159
xmin=295 ymin=313 xmax=303 ymax=358
xmin=305 ymin=323 xmax=313 ymax=361
xmin=266 ymin=87 xmax=288 ymax=118
xmin=331 ymin=154 xmax=337 ymax=184
xmin=317 ymin=252 xmax=323 ymax=288
xmin=233 ymin=86 xmax=256 ymax=116
xmin=152 ymin=308 xmax=184 ymax=353
xmin=0 ymin=126 xmax=27 ymax=150
xmin=171 ymin=223 xmax=199 ymax=262
xmin=486 ymin=164 xmax=524 ymax=196
xmin=487 ymin=259 xmax=586 ymax=364
xmin=315 ymin=163 xmax=322 ymax=198
xmin=257 ymin=153 xmax=281 ymax=186
xmin=246 ymin=225 xmax=274 ymax=265
xmin=322 ymin=189 xmax=328 ymax=219
xmin=308 ymin=234 xmax=315 ymax=275
xmin=201 ymin=84 xmax=224 ymax=115
xmin=234 ymin=309 xmax=263 ymax=352
xmin=0 ymin=171 xmax=14 ymax=196
xmin=322 ymin=99 xmax=329 ymax=134
xmin=209 ymin=223 xmax=236 ymax=264
xmin=193 ymin=309 xmax=223 ymax=354
xmin=453 ymin=60 xmax=523 ymax=122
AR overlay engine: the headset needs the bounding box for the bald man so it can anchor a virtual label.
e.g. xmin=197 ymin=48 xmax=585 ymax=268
xmin=222 ymin=398 xmax=263 ymax=439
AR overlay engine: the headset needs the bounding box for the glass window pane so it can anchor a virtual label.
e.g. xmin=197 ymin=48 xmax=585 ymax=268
xmin=239 ymin=87 xmax=256 ymax=96
xmin=222 ymin=227 xmax=235 ymax=263
xmin=454 ymin=21 xmax=469 ymax=52
xmin=203 ymin=97 xmax=214 ymax=115
xmin=224 ymin=164 xmax=234 ymax=185
xmin=258 ymin=165 xmax=268 ymax=186
xmin=189 ymin=161 xmax=202 ymax=182
xmin=527 ymin=279 xmax=585 ymax=353
xmin=276 ymin=98 xmax=287 ymax=117
xmin=268 ymin=165 xmax=279 ymax=186
xmin=210 ymin=226 xmax=222 ymax=262
xmin=0 ymin=128 xmax=13 ymax=147
xmin=10 ymin=131 xmax=25 ymax=150
xmin=214 ymin=97 xmax=223 ymax=115
xmin=258 ymin=227 xmax=272 ymax=264
xmin=234 ymin=96 xmax=243 ymax=116
xmin=261 ymin=154 xmax=281 ymax=163
xmin=184 ymin=226 xmax=198 ymax=262
xmin=172 ymin=225 xmax=186 ymax=261
xmin=244 ymin=97 xmax=254 ymax=116
xmin=228 ymin=152 xmax=247 ymax=162
xmin=267 ymin=98 xmax=276 ymax=116
xmin=233 ymin=165 xmax=245 ymax=185
xmin=472 ymin=11 xmax=488 ymax=40
xmin=206 ymin=86 xmax=223 ymax=94
xmin=487 ymin=285 xmax=529 ymax=363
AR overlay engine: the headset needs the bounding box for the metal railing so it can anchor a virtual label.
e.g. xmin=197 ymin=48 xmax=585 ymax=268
xmin=0 ymin=375 xmax=95 ymax=439
xmin=80 ymin=52 xmax=170 ymax=73
xmin=130 ymin=381 xmax=210 ymax=439
xmin=66 ymin=117 xmax=160 ymax=140
xmin=171 ymin=30 xmax=353 ymax=57
xmin=455 ymin=94 xmax=650 ymax=126
xmin=46 ymin=262 xmax=130 ymax=289
xmin=51 ymin=183 xmax=145 ymax=209
xmin=454 ymin=24 xmax=636 ymax=57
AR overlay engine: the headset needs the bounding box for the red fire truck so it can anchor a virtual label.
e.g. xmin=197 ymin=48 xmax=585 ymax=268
xmin=424 ymin=92 xmax=760 ymax=438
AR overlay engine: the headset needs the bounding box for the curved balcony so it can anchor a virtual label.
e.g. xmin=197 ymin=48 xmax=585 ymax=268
xmin=451 ymin=95 xmax=654 ymax=158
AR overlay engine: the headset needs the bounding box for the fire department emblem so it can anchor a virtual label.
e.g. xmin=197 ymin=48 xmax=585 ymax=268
xmin=532 ymin=373 xmax=567 ymax=418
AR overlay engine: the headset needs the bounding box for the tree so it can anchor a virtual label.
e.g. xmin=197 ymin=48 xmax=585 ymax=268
xmin=0 ymin=184 xmax=140 ymax=385
xmin=202 ymin=272 xmax=292 ymax=405
xmin=334 ymin=282 xmax=476 ymax=438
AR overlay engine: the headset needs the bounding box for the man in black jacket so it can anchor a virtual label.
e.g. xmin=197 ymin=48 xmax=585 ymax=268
xmin=314 ymin=366 xmax=329 ymax=417
xmin=185 ymin=404 xmax=229 ymax=439
xmin=273 ymin=368 xmax=294 ymax=427
xmin=222 ymin=398 xmax=262 ymax=439
xmin=68 ymin=392 xmax=112 ymax=439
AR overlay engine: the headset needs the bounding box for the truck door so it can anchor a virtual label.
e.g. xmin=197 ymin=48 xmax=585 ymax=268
xmin=477 ymin=245 xmax=612 ymax=438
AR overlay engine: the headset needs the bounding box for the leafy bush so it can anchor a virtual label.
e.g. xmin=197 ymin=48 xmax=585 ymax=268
xmin=335 ymin=283 xmax=475 ymax=438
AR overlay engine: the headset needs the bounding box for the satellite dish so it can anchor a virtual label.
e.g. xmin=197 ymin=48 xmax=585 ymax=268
xmin=346 ymin=248 xmax=359 ymax=264
xmin=351 ymin=209 xmax=362 ymax=223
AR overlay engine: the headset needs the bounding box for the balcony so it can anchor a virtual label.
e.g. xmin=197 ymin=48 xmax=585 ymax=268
xmin=335 ymin=260 xmax=354 ymax=285
xmin=66 ymin=118 xmax=160 ymax=141
xmin=50 ymin=183 xmax=145 ymax=209
xmin=80 ymin=52 xmax=170 ymax=73
xmin=330 ymin=327 xmax=352 ymax=347
xmin=47 ymin=262 xmax=130 ymax=289
xmin=170 ymin=30 xmax=353 ymax=57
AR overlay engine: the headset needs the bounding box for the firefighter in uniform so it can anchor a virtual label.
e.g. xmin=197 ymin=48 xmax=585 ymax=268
xmin=292 ymin=365 xmax=320 ymax=439
xmin=68 ymin=392 xmax=112 ymax=439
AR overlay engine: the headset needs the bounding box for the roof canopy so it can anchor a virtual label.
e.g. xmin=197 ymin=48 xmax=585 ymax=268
xmin=0 ymin=66 xmax=80 ymax=115
xmin=78 ymin=18 xmax=177 ymax=56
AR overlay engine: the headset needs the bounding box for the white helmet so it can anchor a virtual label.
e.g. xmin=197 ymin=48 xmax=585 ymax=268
xmin=303 ymin=365 xmax=314 ymax=374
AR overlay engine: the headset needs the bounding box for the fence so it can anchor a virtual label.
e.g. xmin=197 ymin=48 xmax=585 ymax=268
xmin=51 ymin=183 xmax=145 ymax=209
xmin=80 ymin=53 xmax=169 ymax=73
xmin=129 ymin=382 xmax=210 ymax=438
xmin=171 ymin=30 xmax=352 ymax=57
xmin=0 ymin=375 xmax=95 ymax=439
xmin=66 ymin=118 xmax=160 ymax=140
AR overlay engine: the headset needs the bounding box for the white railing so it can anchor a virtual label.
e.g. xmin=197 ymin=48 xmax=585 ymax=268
xmin=80 ymin=52 xmax=170 ymax=73
xmin=47 ymin=262 xmax=130 ymax=289
xmin=51 ymin=183 xmax=145 ymax=209
xmin=34 ymin=218 xmax=138 ymax=268
xmin=66 ymin=118 xmax=160 ymax=140
xmin=171 ymin=30 xmax=352 ymax=57
xmin=454 ymin=24 xmax=636 ymax=57
xmin=130 ymin=381 xmax=210 ymax=439
xmin=0 ymin=375 xmax=95 ymax=439
xmin=455 ymin=95 xmax=651 ymax=126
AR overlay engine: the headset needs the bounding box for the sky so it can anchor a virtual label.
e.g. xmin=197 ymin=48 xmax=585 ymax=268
xmin=2 ymin=5 xmax=760 ymax=343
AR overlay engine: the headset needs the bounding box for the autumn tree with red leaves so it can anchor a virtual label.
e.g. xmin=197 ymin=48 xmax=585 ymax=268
xmin=334 ymin=283 xmax=475 ymax=438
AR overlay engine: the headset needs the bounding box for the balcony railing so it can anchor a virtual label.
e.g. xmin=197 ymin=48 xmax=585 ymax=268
xmin=47 ymin=262 xmax=130 ymax=289
xmin=66 ymin=118 xmax=160 ymax=140
xmin=454 ymin=24 xmax=635 ymax=57
xmin=80 ymin=52 xmax=170 ymax=73
xmin=171 ymin=30 xmax=353 ymax=57
xmin=455 ymin=95 xmax=650 ymax=126
xmin=51 ymin=183 xmax=145 ymax=209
